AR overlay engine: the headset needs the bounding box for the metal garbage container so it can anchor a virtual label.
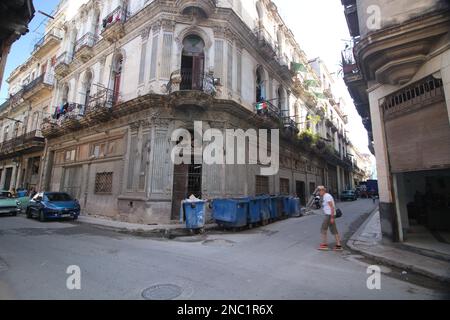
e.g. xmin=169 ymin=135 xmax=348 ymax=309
xmin=285 ymin=197 xmax=301 ymax=217
xmin=270 ymin=196 xmax=285 ymax=220
xmin=180 ymin=199 xmax=207 ymax=230
xmin=252 ymin=195 xmax=271 ymax=225
xmin=212 ymin=198 xmax=249 ymax=228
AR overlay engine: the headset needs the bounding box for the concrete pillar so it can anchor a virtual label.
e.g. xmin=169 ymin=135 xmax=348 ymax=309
xmin=16 ymin=161 xmax=23 ymax=188
xmin=0 ymin=167 xmax=6 ymax=189
xmin=368 ymin=83 xmax=398 ymax=241
xmin=10 ymin=165 xmax=18 ymax=189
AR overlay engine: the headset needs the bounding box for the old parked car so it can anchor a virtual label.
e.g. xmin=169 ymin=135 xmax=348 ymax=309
xmin=0 ymin=190 xmax=29 ymax=216
xmin=26 ymin=192 xmax=80 ymax=222
xmin=340 ymin=190 xmax=358 ymax=201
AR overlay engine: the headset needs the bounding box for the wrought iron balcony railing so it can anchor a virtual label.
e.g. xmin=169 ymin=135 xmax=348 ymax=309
xmin=102 ymin=6 xmax=128 ymax=30
xmin=23 ymin=73 xmax=54 ymax=93
xmin=55 ymin=51 xmax=73 ymax=66
xmin=167 ymin=70 xmax=218 ymax=95
xmin=33 ymin=28 xmax=63 ymax=53
xmin=75 ymin=32 xmax=98 ymax=52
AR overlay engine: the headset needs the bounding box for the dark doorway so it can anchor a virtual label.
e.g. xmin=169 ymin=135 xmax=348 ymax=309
xmin=171 ymin=132 xmax=203 ymax=220
xmin=296 ymin=181 xmax=306 ymax=205
xmin=4 ymin=168 xmax=13 ymax=190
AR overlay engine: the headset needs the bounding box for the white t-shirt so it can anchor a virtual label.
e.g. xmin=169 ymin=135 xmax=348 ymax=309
xmin=322 ymin=193 xmax=335 ymax=216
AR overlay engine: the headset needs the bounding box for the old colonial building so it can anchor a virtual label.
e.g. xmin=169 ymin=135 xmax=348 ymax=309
xmin=0 ymin=0 xmax=358 ymax=224
xmin=0 ymin=3 xmax=64 ymax=192
xmin=341 ymin=0 xmax=450 ymax=241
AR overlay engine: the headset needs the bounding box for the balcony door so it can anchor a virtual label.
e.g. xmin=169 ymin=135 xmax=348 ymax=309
xmin=181 ymin=35 xmax=205 ymax=90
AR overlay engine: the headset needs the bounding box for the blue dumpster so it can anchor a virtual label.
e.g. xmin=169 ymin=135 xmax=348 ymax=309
xmin=17 ymin=190 xmax=27 ymax=197
xmin=180 ymin=199 xmax=207 ymax=229
xmin=212 ymin=198 xmax=249 ymax=228
xmin=285 ymin=197 xmax=301 ymax=217
xmin=252 ymin=195 xmax=271 ymax=223
xmin=270 ymin=196 xmax=285 ymax=220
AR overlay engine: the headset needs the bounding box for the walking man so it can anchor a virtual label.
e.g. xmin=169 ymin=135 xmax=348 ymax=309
xmin=317 ymin=186 xmax=343 ymax=251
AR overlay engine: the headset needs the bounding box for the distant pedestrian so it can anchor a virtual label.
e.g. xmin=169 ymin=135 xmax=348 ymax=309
xmin=317 ymin=186 xmax=343 ymax=251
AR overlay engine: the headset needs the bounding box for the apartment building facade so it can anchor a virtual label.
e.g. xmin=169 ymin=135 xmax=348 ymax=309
xmin=0 ymin=6 xmax=64 ymax=192
xmin=2 ymin=0 xmax=363 ymax=224
xmin=341 ymin=0 xmax=450 ymax=241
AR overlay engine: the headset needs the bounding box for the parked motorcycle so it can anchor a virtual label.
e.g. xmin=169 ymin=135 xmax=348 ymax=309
xmin=313 ymin=195 xmax=321 ymax=209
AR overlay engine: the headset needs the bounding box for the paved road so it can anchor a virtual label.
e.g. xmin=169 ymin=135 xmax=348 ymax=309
xmin=0 ymin=199 xmax=447 ymax=299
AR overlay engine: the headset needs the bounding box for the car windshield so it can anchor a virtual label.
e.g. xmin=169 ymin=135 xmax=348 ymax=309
xmin=46 ymin=193 xmax=73 ymax=202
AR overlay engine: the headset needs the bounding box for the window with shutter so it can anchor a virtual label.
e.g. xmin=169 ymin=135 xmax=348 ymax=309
xmin=149 ymin=34 xmax=159 ymax=80
xmin=138 ymin=41 xmax=147 ymax=85
xmin=161 ymin=33 xmax=173 ymax=79
xmin=227 ymin=42 xmax=233 ymax=91
xmin=214 ymin=40 xmax=224 ymax=82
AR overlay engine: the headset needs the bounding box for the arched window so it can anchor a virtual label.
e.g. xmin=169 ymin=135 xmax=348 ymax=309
xmin=82 ymin=70 xmax=93 ymax=107
xmin=61 ymin=84 xmax=69 ymax=104
xmin=3 ymin=126 xmax=9 ymax=142
xmin=13 ymin=122 xmax=19 ymax=138
xmin=255 ymin=66 xmax=266 ymax=102
xmin=181 ymin=35 xmax=205 ymax=90
xmin=277 ymin=86 xmax=285 ymax=112
xmin=69 ymin=29 xmax=78 ymax=58
xmin=112 ymin=54 xmax=123 ymax=106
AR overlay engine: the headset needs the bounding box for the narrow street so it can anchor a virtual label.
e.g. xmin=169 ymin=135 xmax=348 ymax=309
xmin=0 ymin=199 xmax=447 ymax=300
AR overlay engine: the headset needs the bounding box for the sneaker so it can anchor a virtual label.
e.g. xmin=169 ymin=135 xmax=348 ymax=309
xmin=318 ymin=244 xmax=329 ymax=251
xmin=333 ymin=245 xmax=343 ymax=251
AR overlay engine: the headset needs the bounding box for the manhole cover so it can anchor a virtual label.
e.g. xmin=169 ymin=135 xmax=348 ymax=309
xmin=142 ymin=284 xmax=183 ymax=300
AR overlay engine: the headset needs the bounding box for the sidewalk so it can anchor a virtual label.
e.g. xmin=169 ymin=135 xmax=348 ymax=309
xmin=347 ymin=210 xmax=450 ymax=284
xmin=77 ymin=215 xmax=217 ymax=238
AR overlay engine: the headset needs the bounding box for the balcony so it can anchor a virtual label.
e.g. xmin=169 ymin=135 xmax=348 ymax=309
xmin=32 ymin=28 xmax=63 ymax=59
xmin=177 ymin=0 xmax=217 ymax=18
xmin=74 ymin=33 xmax=98 ymax=62
xmin=42 ymin=91 xmax=114 ymax=138
xmin=167 ymin=70 xmax=218 ymax=95
xmin=254 ymin=26 xmax=277 ymax=61
xmin=341 ymin=0 xmax=359 ymax=38
xmin=22 ymin=73 xmax=54 ymax=101
xmin=255 ymin=100 xmax=281 ymax=124
xmin=9 ymin=89 xmax=24 ymax=107
xmin=101 ymin=6 xmax=128 ymax=42
xmin=0 ymin=130 xmax=45 ymax=160
xmin=381 ymin=76 xmax=445 ymax=121
xmin=54 ymin=52 xmax=73 ymax=78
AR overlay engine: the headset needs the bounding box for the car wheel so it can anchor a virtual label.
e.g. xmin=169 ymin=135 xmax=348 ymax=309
xmin=73 ymin=215 xmax=78 ymax=221
xmin=12 ymin=212 xmax=17 ymax=216
xmin=26 ymin=209 xmax=32 ymax=219
xmin=39 ymin=210 xmax=46 ymax=222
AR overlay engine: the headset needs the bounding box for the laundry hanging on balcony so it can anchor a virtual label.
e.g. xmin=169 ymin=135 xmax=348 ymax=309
xmin=53 ymin=102 xmax=69 ymax=119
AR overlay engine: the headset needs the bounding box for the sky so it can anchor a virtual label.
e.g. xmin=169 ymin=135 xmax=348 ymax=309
xmin=0 ymin=0 xmax=376 ymax=175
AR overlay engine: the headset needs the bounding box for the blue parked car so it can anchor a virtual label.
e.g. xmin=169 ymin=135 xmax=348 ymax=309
xmin=26 ymin=192 xmax=80 ymax=222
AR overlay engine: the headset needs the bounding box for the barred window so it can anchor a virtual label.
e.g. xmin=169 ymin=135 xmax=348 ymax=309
xmin=95 ymin=172 xmax=113 ymax=194
xmin=255 ymin=175 xmax=269 ymax=195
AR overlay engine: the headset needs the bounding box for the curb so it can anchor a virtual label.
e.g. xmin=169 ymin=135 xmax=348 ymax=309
xmin=346 ymin=208 xmax=450 ymax=284
xmin=76 ymin=218 xmax=218 ymax=238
